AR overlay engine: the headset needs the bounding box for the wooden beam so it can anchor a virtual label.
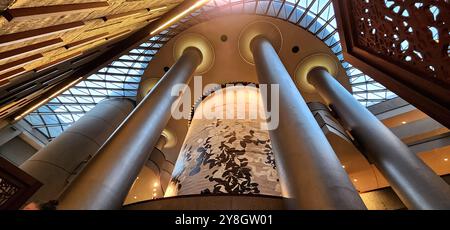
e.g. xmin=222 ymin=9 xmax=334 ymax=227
xmin=0 ymin=38 xmax=63 ymax=62
xmin=0 ymin=67 xmax=27 ymax=81
xmin=64 ymin=33 xmax=109 ymax=49
xmin=0 ymin=54 xmax=43 ymax=74
xmin=0 ymin=21 xmax=85 ymax=47
xmin=2 ymin=2 xmax=110 ymax=22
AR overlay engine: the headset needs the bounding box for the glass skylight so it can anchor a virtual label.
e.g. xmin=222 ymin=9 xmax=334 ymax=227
xmin=23 ymin=0 xmax=397 ymax=140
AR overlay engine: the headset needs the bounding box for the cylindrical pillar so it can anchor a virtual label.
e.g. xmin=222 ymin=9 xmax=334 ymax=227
xmin=150 ymin=136 xmax=174 ymax=193
xmin=165 ymin=85 xmax=281 ymax=197
xmin=58 ymin=47 xmax=202 ymax=210
xmin=154 ymin=135 xmax=167 ymax=151
xmin=307 ymin=67 xmax=450 ymax=210
xmin=20 ymin=98 xmax=134 ymax=202
xmin=124 ymin=135 xmax=171 ymax=203
xmin=250 ymin=35 xmax=366 ymax=210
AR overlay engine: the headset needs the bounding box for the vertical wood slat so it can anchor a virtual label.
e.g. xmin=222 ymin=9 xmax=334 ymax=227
xmin=0 ymin=21 xmax=85 ymax=47
xmin=0 ymin=38 xmax=63 ymax=62
xmin=2 ymin=2 xmax=110 ymax=22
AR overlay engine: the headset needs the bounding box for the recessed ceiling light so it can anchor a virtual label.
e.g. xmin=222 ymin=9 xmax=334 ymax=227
xmin=133 ymin=196 xmax=137 ymax=199
xmin=353 ymin=179 xmax=358 ymax=182
xmin=220 ymin=34 xmax=228 ymax=42
xmin=164 ymin=66 xmax=170 ymax=72
xmin=154 ymin=182 xmax=159 ymax=187
xmin=402 ymin=121 xmax=407 ymax=124
xmin=342 ymin=165 xmax=346 ymax=169
xmin=444 ymin=158 xmax=448 ymax=162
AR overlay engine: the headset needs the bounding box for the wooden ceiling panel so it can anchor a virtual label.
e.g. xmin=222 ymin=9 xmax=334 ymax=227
xmin=0 ymin=38 xmax=64 ymax=64
xmin=0 ymin=0 xmax=180 ymax=69
xmin=0 ymin=11 xmax=92 ymax=34
xmin=0 ymin=32 xmax=61 ymax=54
xmin=0 ymin=0 xmax=186 ymax=118
xmin=0 ymin=21 xmax=85 ymax=47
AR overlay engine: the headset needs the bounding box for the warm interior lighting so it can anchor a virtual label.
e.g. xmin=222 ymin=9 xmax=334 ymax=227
xmin=153 ymin=193 xmax=157 ymax=196
xmin=153 ymin=182 xmax=158 ymax=187
xmin=14 ymin=77 xmax=83 ymax=121
xmin=153 ymin=188 xmax=156 ymax=191
xmin=149 ymin=6 xmax=167 ymax=13
xmin=353 ymin=179 xmax=358 ymax=182
xmin=444 ymin=158 xmax=448 ymax=162
xmin=133 ymin=196 xmax=137 ymax=199
xmin=401 ymin=121 xmax=407 ymax=124
xmin=342 ymin=165 xmax=346 ymax=169
xmin=150 ymin=0 xmax=209 ymax=35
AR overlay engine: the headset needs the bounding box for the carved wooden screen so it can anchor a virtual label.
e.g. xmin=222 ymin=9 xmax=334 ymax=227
xmin=0 ymin=157 xmax=42 ymax=210
xmin=333 ymin=0 xmax=450 ymax=127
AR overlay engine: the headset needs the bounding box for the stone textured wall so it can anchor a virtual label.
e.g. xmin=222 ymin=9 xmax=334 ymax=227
xmin=165 ymin=86 xmax=281 ymax=197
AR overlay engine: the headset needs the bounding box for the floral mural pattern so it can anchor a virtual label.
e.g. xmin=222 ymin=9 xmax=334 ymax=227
xmin=168 ymin=119 xmax=281 ymax=196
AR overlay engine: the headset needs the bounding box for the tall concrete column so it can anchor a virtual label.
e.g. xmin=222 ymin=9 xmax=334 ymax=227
xmin=20 ymin=98 xmax=135 ymax=202
xmin=250 ymin=35 xmax=366 ymax=210
xmin=307 ymin=67 xmax=450 ymax=210
xmin=58 ymin=47 xmax=202 ymax=210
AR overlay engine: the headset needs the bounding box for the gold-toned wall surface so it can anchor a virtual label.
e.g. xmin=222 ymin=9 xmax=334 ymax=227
xmin=0 ymin=0 xmax=182 ymax=80
xmin=165 ymin=85 xmax=281 ymax=197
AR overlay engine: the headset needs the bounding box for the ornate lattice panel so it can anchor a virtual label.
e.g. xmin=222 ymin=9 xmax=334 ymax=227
xmin=333 ymin=0 xmax=450 ymax=128
xmin=0 ymin=177 xmax=19 ymax=207
xmin=352 ymin=0 xmax=449 ymax=84
xmin=0 ymin=157 xmax=42 ymax=210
